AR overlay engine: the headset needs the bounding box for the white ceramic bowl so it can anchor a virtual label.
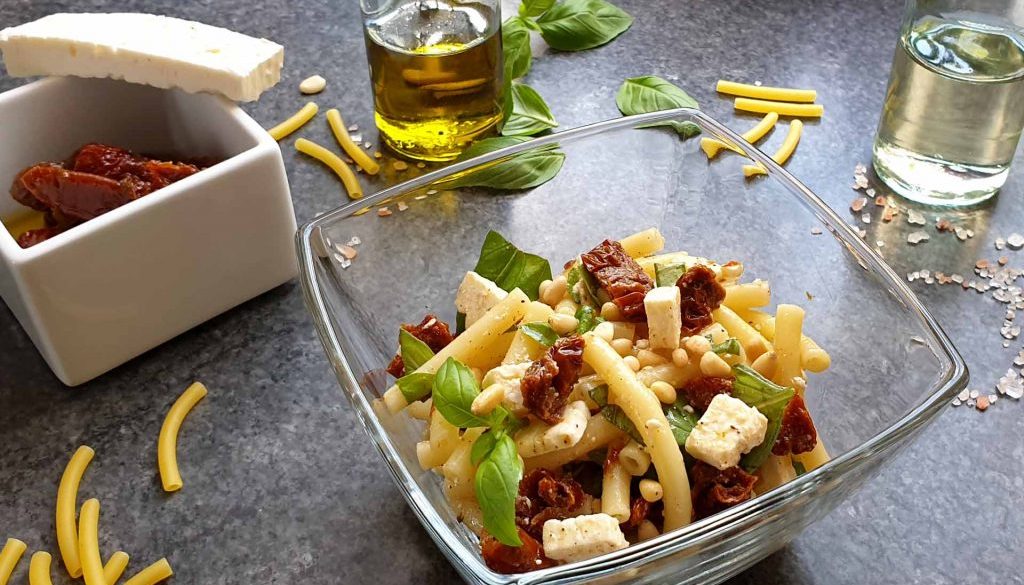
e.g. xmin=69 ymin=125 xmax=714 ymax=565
xmin=0 ymin=76 xmax=297 ymax=385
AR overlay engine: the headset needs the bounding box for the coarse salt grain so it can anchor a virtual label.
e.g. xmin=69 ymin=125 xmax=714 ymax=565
xmin=348 ymin=124 xmax=358 ymax=132
xmin=346 ymin=236 xmax=361 ymax=246
xmin=861 ymin=212 xmax=871 ymax=224
xmin=976 ymin=395 xmax=990 ymax=411
xmin=378 ymin=207 xmax=392 ymax=217
xmin=908 ymin=231 xmax=929 ymax=245
xmin=811 ymin=227 xmax=823 ymax=235
xmin=393 ymin=161 xmax=408 ymax=171
xmin=907 ymin=210 xmax=926 ymax=226
xmin=397 ymin=202 xmax=409 ymax=211
xmin=996 ymin=237 xmax=1007 ymax=250
xmin=851 ymin=197 xmax=867 ymax=212
xmin=1008 ymin=233 xmax=1024 ymax=250
xmin=337 ymin=244 xmax=358 ymax=259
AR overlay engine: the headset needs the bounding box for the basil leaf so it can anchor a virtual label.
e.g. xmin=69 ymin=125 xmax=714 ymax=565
xmin=654 ymin=262 xmax=686 ymax=287
xmin=792 ymin=459 xmax=807 ymax=476
xmin=399 ymin=329 xmax=434 ymax=372
xmin=589 ymin=385 xmax=644 ymax=445
xmin=445 ymin=136 xmax=565 ymax=191
xmin=731 ymin=364 xmax=795 ymax=472
xmin=502 ymin=83 xmax=558 ymax=137
xmin=575 ymin=305 xmax=604 ymax=334
xmin=616 ymin=76 xmax=701 ymax=138
xmin=712 ymin=338 xmax=742 ymax=357
xmin=566 ymin=260 xmax=601 ymax=306
xmin=455 ymin=312 xmax=467 ymax=335
xmin=521 ymin=322 xmax=559 ymax=347
xmin=475 ymin=434 xmax=524 ymax=546
xmin=519 ymin=0 xmax=555 ymax=18
xmin=397 ymin=372 xmax=435 ymax=403
xmin=471 ymin=430 xmax=499 ymax=465
xmin=432 ymin=357 xmax=491 ymax=428
xmin=536 ymin=0 xmax=633 ymax=51
xmin=664 ymin=399 xmax=699 ymax=446
xmin=473 ymin=230 xmax=553 ymax=301
xmin=502 ymin=18 xmax=533 ymax=81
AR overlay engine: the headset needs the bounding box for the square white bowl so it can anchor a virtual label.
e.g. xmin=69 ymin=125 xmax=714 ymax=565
xmin=0 ymin=76 xmax=297 ymax=385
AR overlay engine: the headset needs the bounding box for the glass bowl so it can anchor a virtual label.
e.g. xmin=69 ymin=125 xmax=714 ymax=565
xmin=296 ymin=109 xmax=968 ymax=585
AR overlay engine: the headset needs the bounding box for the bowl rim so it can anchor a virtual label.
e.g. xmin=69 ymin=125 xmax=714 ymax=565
xmin=296 ymin=108 xmax=969 ymax=584
xmin=0 ymin=76 xmax=277 ymax=262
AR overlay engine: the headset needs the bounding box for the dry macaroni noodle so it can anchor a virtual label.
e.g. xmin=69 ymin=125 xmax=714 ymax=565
xmin=103 ymin=552 xmax=130 ymax=585
xmin=326 ymin=109 xmax=381 ymax=175
xmin=57 ymin=445 xmax=94 ymax=578
xmin=77 ymin=499 xmax=105 ymax=585
xmin=29 ymin=551 xmax=53 ymax=585
xmin=268 ymin=102 xmax=318 ymax=140
xmin=700 ymin=112 xmax=780 ymax=159
xmin=734 ymin=98 xmax=823 ymax=118
xmin=743 ymin=120 xmax=805 ymax=177
xmin=0 ymin=538 xmax=26 ymax=585
xmin=294 ymin=138 xmax=363 ymax=200
xmin=158 ymin=382 xmax=208 ymax=492
xmin=716 ymin=80 xmax=817 ymax=103
xmin=122 ymin=558 xmax=173 ymax=585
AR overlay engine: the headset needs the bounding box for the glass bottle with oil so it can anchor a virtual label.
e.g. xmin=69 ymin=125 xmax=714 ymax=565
xmin=362 ymin=0 xmax=504 ymax=161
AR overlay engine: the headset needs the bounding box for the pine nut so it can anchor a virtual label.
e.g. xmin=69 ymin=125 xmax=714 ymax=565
xmin=611 ymin=338 xmax=633 ymax=356
xmin=593 ymin=321 xmax=615 ymax=343
xmin=541 ymin=275 xmax=568 ymax=306
xmin=549 ymin=313 xmax=578 ymax=335
xmin=751 ymin=351 xmax=777 ymax=378
xmin=700 ymin=351 xmax=732 ymax=378
xmin=639 ymin=478 xmax=663 ymax=502
xmin=684 ymin=335 xmax=711 ymax=356
xmin=637 ymin=349 xmax=668 ymax=369
xmin=624 ymin=355 xmax=641 ymax=371
xmin=649 ymin=381 xmax=677 ymax=404
xmin=600 ymin=302 xmax=623 ymax=321
xmin=671 ymin=348 xmax=690 ymax=368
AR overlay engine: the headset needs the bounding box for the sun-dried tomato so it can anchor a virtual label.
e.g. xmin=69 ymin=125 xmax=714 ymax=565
xmin=481 ymin=528 xmax=556 ymax=574
xmin=676 ymin=265 xmax=726 ymax=335
xmin=70 ymin=143 xmax=200 ymax=196
xmin=521 ymin=335 xmax=584 ymax=424
xmin=516 ymin=469 xmax=588 ymax=540
xmin=15 ymin=227 xmax=62 ymax=248
xmin=620 ymin=497 xmax=651 ymax=531
xmin=772 ymin=394 xmax=817 ymax=455
xmin=690 ymin=461 xmax=758 ymax=520
xmin=14 ymin=165 xmax=137 ymax=222
xmin=384 ymin=314 xmax=454 ymax=378
xmin=580 ymin=240 xmax=654 ymax=321
xmin=680 ymin=377 xmax=733 ymax=412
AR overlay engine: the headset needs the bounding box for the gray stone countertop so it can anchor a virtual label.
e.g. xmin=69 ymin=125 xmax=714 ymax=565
xmin=1 ymin=0 xmax=1022 ymax=583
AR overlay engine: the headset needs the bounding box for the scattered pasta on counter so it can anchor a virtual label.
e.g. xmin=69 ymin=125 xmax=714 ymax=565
xmin=158 ymin=382 xmax=208 ymax=493
xmin=0 ymin=538 xmax=26 ymax=585
xmin=56 ymin=445 xmax=94 ymax=578
xmin=268 ymin=101 xmax=319 ymax=140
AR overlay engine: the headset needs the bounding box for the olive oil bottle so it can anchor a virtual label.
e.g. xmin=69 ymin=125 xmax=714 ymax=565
xmin=364 ymin=0 xmax=504 ymax=161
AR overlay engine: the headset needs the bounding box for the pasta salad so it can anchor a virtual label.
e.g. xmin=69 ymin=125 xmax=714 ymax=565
xmin=379 ymin=227 xmax=830 ymax=573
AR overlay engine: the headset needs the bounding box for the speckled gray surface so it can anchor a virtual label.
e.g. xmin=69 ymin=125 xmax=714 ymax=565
xmin=0 ymin=1 xmax=1022 ymax=584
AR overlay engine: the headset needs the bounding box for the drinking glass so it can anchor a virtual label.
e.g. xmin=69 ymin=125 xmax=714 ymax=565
xmin=872 ymin=0 xmax=1024 ymax=206
xmin=360 ymin=0 xmax=504 ymax=162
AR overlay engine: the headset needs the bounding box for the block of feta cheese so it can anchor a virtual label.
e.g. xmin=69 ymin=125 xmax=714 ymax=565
xmin=644 ymin=286 xmax=682 ymax=349
xmin=543 ymin=513 xmax=629 ymax=563
xmin=514 ymin=401 xmax=591 ymax=457
xmin=455 ymin=271 xmax=508 ymax=327
xmin=685 ymin=394 xmax=768 ymax=470
xmin=0 ymin=13 xmax=283 ymax=101
xmin=481 ymin=361 xmax=531 ymax=416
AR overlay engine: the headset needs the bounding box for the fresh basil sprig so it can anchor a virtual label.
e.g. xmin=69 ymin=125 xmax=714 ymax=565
xmin=566 ymin=260 xmax=601 ymax=306
xmin=574 ymin=305 xmax=604 ymax=334
xmin=432 ymin=357 xmax=494 ymax=428
xmin=502 ymin=82 xmax=558 ymax=137
xmin=589 ymin=385 xmax=645 ymax=445
xmin=616 ymin=76 xmax=702 ymax=138
xmin=731 ymin=365 xmax=795 ymax=472
xmin=519 ymin=0 xmax=556 ymax=18
xmin=445 ymin=136 xmax=565 ymax=191
xmin=474 ymin=432 xmax=524 ymax=546
xmin=502 ymin=17 xmax=533 ymax=81
xmin=473 ymin=230 xmax=553 ymax=301
xmin=711 ymin=338 xmax=742 ymax=357
xmin=664 ymin=399 xmax=699 ymax=446
xmin=397 ymin=372 xmax=435 ymax=403
xmin=654 ymin=262 xmax=687 ymax=287
xmin=536 ymin=0 xmax=633 ymax=51
xmin=520 ymin=322 xmax=559 ymax=347
xmin=399 ymin=329 xmax=434 ymax=372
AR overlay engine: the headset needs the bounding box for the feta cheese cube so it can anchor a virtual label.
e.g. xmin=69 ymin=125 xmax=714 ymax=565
xmin=644 ymin=286 xmax=682 ymax=349
xmin=684 ymin=394 xmax=768 ymax=470
xmin=514 ymin=401 xmax=591 ymax=457
xmin=542 ymin=513 xmax=628 ymax=563
xmin=0 ymin=13 xmax=284 ymax=102
xmin=455 ymin=271 xmax=508 ymax=327
xmin=481 ymin=361 xmax=531 ymax=416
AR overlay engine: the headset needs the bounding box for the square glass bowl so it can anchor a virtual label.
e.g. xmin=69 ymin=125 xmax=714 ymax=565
xmin=297 ymin=109 xmax=967 ymax=585
xmin=0 ymin=77 xmax=298 ymax=385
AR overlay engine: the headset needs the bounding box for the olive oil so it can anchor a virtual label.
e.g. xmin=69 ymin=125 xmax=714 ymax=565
xmin=873 ymin=14 xmax=1024 ymax=205
xmin=364 ymin=0 xmax=503 ymax=161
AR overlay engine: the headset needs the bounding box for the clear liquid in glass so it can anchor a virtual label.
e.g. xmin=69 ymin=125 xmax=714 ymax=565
xmin=873 ymin=13 xmax=1024 ymax=206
